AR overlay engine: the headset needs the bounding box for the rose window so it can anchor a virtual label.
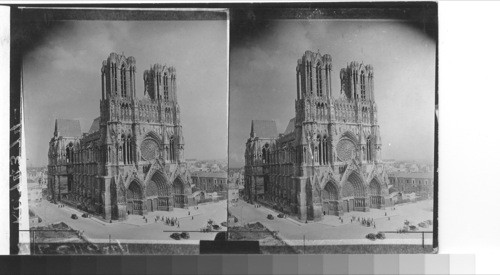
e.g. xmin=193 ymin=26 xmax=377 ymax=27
xmin=140 ymin=139 xmax=160 ymax=161
xmin=337 ymin=139 xmax=356 ymax=162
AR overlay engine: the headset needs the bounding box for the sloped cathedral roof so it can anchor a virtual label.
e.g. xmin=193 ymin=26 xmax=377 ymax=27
xmin=283 ymin=118 xmax=295 ymax=135
xmin=88 ymin=117 xmax=100 ymax=134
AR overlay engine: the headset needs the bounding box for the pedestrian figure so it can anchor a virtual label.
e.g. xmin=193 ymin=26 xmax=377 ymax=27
xmin=192 ymin=216 xmax=194 ymax=220
xmin=177 ymin=223 xmax=180 ymax=228
xmin=188 ymin=211 xmax=190 ymax=215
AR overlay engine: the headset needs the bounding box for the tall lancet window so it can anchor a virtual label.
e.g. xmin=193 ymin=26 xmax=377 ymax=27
xmin=360 ymin=71 xmax=366 ymax=100
xmin=323 ymin=136 xmax=328 ymax=164
xmin=316 ymin=64 xmax=322 ymax=97
xmin=127 ymin=134 xmax=134 ymax=164
xmin=113 ymin=63 xmax=118 ymax=95
xmin=130 ymin=67 xmax=134 ymax=97
xmin=308 ymin=62 xmax=313 ymax=94
xmin=317 ymin=135 xmax=322 ymax=165
xmin=169 ymin=137 xmax=175 ymax=162
xmin=122 ymin=134 xmax=127 ymax=164
xmin=156 ymin=72 xmax=161 ymax=100
xmin=121 ymin=64 xmax=127 ymax=97
xmin=366 ymin=137 xmax=372 ymax=162
xmin=163 ymin=74 xmax=169 ymax=101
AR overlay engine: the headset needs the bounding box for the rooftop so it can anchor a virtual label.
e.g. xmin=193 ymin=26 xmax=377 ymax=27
xmin=283 ymin=118 xmax=295 ymax=135
xmin=389 ymin=172 xmax=434 ymax=179
xmin=88 ymin=117 xmax=100 ymax=134
xmin=191 ymin=171 xmax=228 ymax=179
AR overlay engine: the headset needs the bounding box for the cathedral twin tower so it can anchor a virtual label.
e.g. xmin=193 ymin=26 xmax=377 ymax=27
xmin=48 ymin=52 xmax=193 ymax=221
xmin=101 ymin=53 xmax=179 ymax=101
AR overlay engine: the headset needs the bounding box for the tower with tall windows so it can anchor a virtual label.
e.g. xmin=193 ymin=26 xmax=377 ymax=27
xmin=48 ymin=52 xmax=193 ymax=221
xmin=244 ymin=50 xmax=390 ymax=222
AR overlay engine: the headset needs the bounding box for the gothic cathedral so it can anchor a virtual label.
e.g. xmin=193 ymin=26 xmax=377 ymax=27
xmin=48 ymin=53 xmax=193 ymax=221
xmin=244 ymin=50 xmax=391 ymax=222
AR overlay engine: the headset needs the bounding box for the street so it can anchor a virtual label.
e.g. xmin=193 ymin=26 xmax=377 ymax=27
xmin=30 ymin=199 xmax=228 ymax=244
xmin=229 ymin=199 xmax=434 ymax=246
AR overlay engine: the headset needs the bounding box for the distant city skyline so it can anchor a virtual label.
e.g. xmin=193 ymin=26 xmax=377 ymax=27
xmin=23 ymin=20 xmax=228 ymax=167
xmin=229 ymin=19 xmax=436 ymax=168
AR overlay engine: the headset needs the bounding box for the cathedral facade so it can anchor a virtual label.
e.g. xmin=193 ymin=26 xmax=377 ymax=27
xmin=244 ymin=50 xmax=391 ymax=222
xmin=47 ymin=52 xmax=193 ymax=221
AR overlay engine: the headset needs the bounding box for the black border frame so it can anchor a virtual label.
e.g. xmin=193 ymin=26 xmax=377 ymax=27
xmin=8 ymin=2 xmax=438 ymax=257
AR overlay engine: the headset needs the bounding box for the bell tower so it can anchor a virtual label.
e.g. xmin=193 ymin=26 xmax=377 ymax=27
xmin=339 ymin=62 xmax=374 ymax=102
xmin=101 ymin=52 xmax=137 ymax=100
xmin=143 ymin=65 xmax=177 ymax=102
xmin=293 ymin=51 xmax=333 ymax=167
xmin=295 ymin=50 xmax=333 ymax=105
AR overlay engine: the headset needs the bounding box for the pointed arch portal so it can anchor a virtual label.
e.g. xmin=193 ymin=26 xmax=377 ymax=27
xmin=145 ymin=171 xmax=172 ymax=211
xmin=322 ymin=181 xmax=340 ymax=216
xmin=342 ymin=172 xmax=367 ymax=212
xmin=126 ymin=180 xmax=144 ymax=215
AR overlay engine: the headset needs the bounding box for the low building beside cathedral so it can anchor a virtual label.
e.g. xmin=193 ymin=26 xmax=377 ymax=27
xmin=47 ymin=52 xmax=194 ymax=221
xmin=244 ymin=50 xmax=392 ymax=222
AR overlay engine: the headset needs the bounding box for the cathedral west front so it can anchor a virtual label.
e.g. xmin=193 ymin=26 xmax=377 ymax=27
xmin=244 ymin=50 xmax=392 ymax=222
xmin=47 ymin=52 xmax=194 ymax=221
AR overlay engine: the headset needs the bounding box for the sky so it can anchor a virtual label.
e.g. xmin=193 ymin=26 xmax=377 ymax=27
xmin=229 ymin=19 xmax=436 ymax=168
xmin=23 ymin=20 xmax=228 ymax=167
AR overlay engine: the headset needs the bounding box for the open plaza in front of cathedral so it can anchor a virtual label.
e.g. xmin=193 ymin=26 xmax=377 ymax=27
xmin=30 ymin=198 xmax=227 ymax=243
xmin=229 ymin=198 xmax=433 ymax=245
